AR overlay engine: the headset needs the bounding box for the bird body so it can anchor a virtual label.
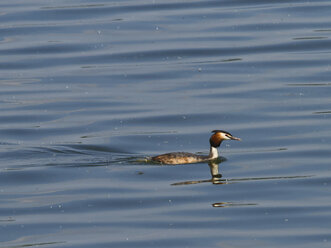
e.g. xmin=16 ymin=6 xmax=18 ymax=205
xmin=151 ymin=130 xmax=240 ymax=165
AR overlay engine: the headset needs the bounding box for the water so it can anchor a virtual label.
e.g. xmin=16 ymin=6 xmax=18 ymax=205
xmin=1 ymin=0 xmax=331 ymax=247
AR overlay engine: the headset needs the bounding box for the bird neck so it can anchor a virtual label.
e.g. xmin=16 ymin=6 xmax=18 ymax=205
xmin=209 ymin=146 xmax=219 ymax=159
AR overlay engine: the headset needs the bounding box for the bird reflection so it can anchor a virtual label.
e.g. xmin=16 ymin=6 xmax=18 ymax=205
xmin=209 ymin=161 xmax=222 ymax=178
xmin=209 ymin=161 xmax=229 ymax=185
xmin=171 ymin=160 xmax=311 ymax=186
xmin=171 ymin=160 xmax=226 ymax=186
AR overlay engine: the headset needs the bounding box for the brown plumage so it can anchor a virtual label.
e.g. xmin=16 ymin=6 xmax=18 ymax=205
xmin=151 ymin=130 xmax=240 ymax=165
xmin=152 ymin=152 xmax=208 ymax=165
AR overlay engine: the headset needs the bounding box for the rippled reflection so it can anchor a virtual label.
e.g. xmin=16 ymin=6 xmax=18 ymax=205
xmin=212 ymin=202 xmax=258 ymax=208
xmin=171 ymin=161 xmax=225 ymax=186
xmin=172 ymin=160 xmax=312 ymax=186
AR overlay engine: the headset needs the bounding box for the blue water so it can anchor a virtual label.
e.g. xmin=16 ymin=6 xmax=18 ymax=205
xmin=1 ymin=0 xmax=331 ymax=247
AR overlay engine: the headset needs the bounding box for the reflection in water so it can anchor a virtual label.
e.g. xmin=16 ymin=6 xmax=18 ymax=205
xmin=171 ymin=160 xmax=226 ymax=186
xmin=212 ymin=202 xmax=258 ymax=208
xmin=292 ymin=36 xmax=327 ymax=40
xmin=209 ymin=161 xmax=222 ymax=178
xmin=172 ymin=160 xmax=312 ymax=186
xmin=0 ymin=217 xmax=15 ymax=222
xmin=172 ymin=161 xmax=312 ymax=208
xmin=7 ymin=242 xmax=66 ymax=248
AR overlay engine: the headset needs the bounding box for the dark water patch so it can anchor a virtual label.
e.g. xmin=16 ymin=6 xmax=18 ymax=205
xmin=315 ymin=28 xmax=331 ymax=32
xmin=293 ymin=36 xmax=328 ymax=40
xmin=2 ymin=39 xmax=331 ymax=70
xmin=0 ymin=114 xmax=59 ymax=124
xmin=11 ymin=99 xmax=131 ymax=111
xmin=41 ymin=4 xmax=107 ymax=10
xmin=124 ymin=113 xmax=260 ymax=128
xmin=288 ymin=83 xmax=331 ymax=86
xmin=5 ymin=241 xmax=66 ymax=248
xmin=66 ymin=144 xmax=132 ymax=155
xmin=314 ymin=110 xmax=331 ymax=114
xmin=0 ymin=23 xmax=113 ymax=36
xmin=0 ymin=168 xmax=67 ymax=186
xmin=0 ymin=127 xmax=86 ymax=140
xmin=0 ymin=43 xmax=98 ymax=55
xmin=211 ymin=20 xmax=331 ymax=32
xmin=0 ymin=89 xmax=64 ymax=98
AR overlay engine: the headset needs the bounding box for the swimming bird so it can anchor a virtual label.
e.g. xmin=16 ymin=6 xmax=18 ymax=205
xmin=151 ymin=130 xmax=240 ymax=165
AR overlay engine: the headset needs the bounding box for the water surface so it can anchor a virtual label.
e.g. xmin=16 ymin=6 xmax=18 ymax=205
xmin=1 ymin=0 xmax=331 ymax=247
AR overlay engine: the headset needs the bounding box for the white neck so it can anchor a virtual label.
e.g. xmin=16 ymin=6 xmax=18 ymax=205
xmin=209 ymin=146 xmax=218 ymax=159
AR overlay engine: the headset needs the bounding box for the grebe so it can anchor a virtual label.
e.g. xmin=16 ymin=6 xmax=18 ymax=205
xmin=151 ymin=130 xmax=240 ymax=165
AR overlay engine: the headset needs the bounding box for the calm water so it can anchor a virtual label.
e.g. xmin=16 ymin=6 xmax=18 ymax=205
xmin=1 ymin=0 xmax=331 ymax=247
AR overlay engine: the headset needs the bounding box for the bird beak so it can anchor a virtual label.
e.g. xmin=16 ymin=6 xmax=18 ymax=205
xmin=230 ymin=136 xmax=241 ymax=141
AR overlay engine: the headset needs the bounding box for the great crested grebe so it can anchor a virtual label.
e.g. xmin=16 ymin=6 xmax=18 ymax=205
xmin=151 ymin=130 xmax=240 ymax=165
